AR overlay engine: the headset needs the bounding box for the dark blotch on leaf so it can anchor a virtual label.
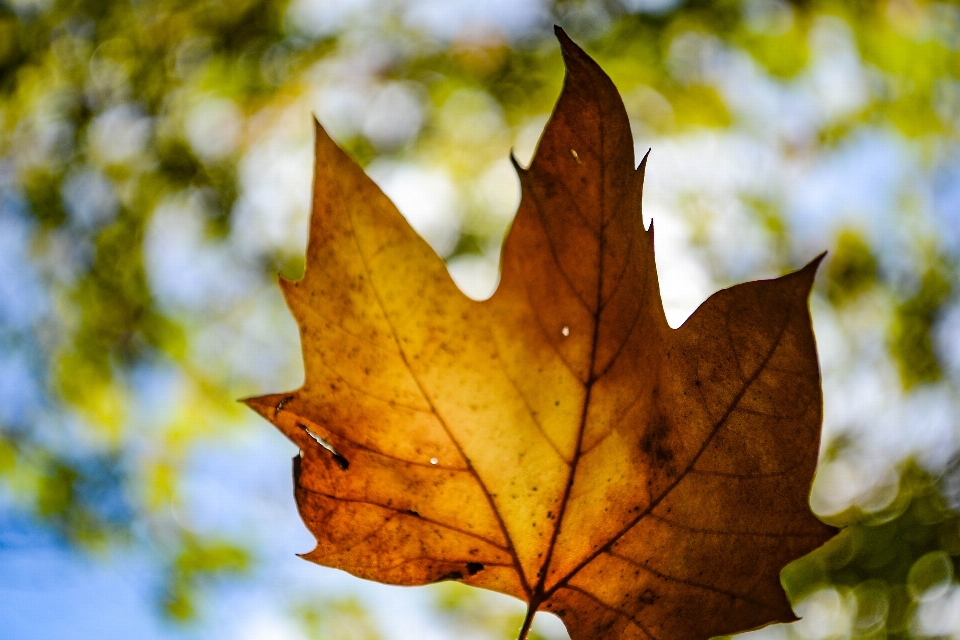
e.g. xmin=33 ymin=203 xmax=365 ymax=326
xmin=640 ymin=417 xmax=674 ymax=466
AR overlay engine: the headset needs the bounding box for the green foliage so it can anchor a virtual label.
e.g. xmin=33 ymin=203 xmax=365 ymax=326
xmin=162 ymin=535 xmax=251 ymax=621
xmin=0 ymin=432 xmax=131 ymax=547
xmin=827 ymin=229 xmax=878 ymax=305
xmin=890 ymin=264 xmax=952 ymax=389
xmin=782 ymin=461 xmax=960 ymax=639
xmin=733 ymin=15 xmax=810 ymax=79
xmin=433 ymin=583 xmax=554 ymax=640
xmin=294 ymin=597 xmax=384 ymax=640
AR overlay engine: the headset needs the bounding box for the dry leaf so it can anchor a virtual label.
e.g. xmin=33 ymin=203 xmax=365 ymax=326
xmin=246 ymin=28 xmax=836 ymax=640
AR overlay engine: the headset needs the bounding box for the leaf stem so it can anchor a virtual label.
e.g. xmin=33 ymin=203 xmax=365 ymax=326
xmin=517 ymin=605 xmax=537 ymax=640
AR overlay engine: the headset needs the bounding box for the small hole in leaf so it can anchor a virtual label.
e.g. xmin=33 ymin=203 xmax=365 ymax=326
xmin=430 ymin=457 xmax=439 ymax=465
xmin=561 ymin=326 xmax=570 ymax=336
xmin=570 ymin=149 xmax=581 ymax=164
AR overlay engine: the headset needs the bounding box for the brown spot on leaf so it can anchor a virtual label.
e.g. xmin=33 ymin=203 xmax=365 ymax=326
xmin=640 ymin=415 xmax=674 ymax=467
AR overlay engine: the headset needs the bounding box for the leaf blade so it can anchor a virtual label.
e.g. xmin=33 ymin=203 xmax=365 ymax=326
xmin=247 ymin=28 xmax=836 ymax=640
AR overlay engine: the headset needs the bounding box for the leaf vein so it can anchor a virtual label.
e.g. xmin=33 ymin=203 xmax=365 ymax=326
xmin=606 ymin=551 xmax=774 ymax=611
xmin=492 ymin=342 xmax=572 ymax=464
xmin=647 ymin=513 xmax=824 ymax=539
xmin=526 ymin=191 xmax=593 ymax=313
xmin=297 ymin=484 xmax=510 ymax=552
xmin=563 ymin=585 xmax=659 ymax=640
xmin=340 ymin=198 xmax=531 ymax=593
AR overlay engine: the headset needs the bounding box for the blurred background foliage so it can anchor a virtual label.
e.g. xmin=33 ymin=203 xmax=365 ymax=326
xmin=1 ymin=0 xmax=960 ymax=638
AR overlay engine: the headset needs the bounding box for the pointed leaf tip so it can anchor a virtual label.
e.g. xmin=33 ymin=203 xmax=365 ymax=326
xmin=637 ymin=148 xmax=651 ymax=174
xmin=527 ymin=27 xmax=631 ymax=178
xmin=241 ymin=394 xmax=273 ymax=419
xmin=509 ymin=149 xmax=527 ymax=174
xmin=554 ymin=26 xmax=594 ymax=71
xmin=243 ymin=392 xmax=299 ymax=425
xmin=798 ymin=252 xmax=827 ymax=290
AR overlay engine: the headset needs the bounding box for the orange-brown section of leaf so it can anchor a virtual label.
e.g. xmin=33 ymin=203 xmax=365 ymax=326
xmin=245 ymin=27 xmax=836 ymax=640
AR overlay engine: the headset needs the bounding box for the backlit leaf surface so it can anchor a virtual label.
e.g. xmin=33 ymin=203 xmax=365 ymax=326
xmin=246 ymin=28 xmax=836 ymax=640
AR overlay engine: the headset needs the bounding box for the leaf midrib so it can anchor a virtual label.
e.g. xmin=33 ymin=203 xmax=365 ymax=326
xmin=525 ymin=62 xmax=610 ymax=612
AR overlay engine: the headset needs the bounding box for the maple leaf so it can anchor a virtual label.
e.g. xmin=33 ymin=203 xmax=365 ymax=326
xmin=246 ymin=28 xmax=837 ymax=640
